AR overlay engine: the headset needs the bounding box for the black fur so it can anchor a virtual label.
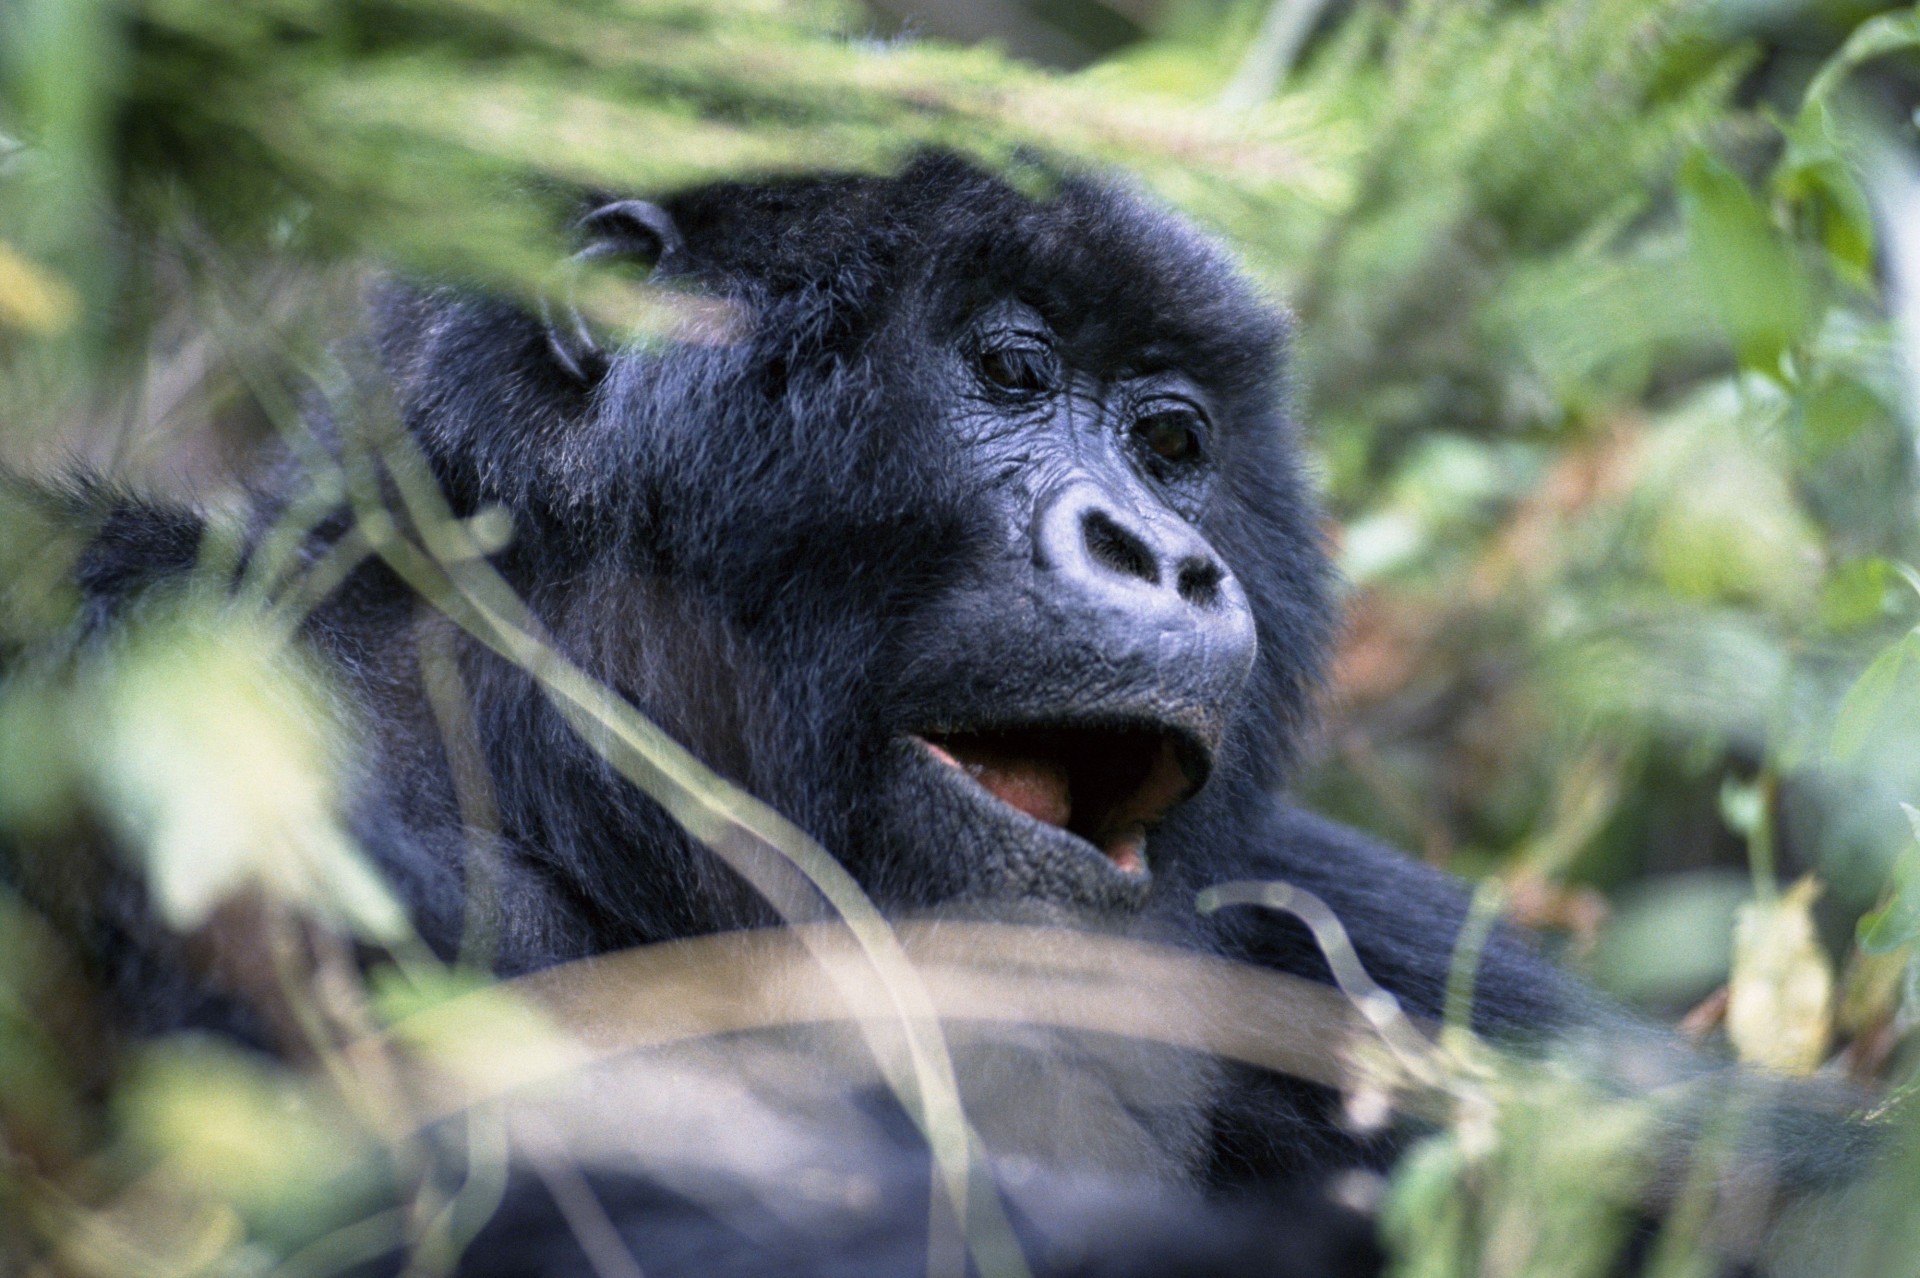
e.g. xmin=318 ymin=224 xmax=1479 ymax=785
xmin=15 ymin=156 xmax=1593 ymax=1274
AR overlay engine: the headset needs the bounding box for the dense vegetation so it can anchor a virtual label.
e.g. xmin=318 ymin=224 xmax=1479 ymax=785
xmin=4 ymin=0 xmax=1920 ymax=1274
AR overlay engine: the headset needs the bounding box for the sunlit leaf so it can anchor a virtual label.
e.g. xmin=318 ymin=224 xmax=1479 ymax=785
xmin=1639 ymin=389 xmax=1822 ymax=611
xmin=0 ymin=238 xmax=78 ymax=333
xmin=87 ymin=604 xmax=408 ymax=940
xmin=375 ymin=966 xmax=588 ymax=1101
xmin=118 ymin=1037 xmax=377 ymax=1226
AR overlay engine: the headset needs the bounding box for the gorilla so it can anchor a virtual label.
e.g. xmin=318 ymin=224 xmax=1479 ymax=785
xmin=352 ymin=157 xmax=1562 ymax=1008
xmin=17 ymin=154 xmax=1616 ymax=1275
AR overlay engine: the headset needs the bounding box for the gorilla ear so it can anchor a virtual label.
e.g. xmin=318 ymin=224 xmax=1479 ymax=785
xmin=576 ymin=199 xmax=684 ymax=267
xmin=544 ymin=199 xmax=685 ymax=382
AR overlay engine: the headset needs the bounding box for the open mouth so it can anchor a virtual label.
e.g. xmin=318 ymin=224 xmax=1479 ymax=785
xmin=911 ymin=724 xmax=1206 ymax=877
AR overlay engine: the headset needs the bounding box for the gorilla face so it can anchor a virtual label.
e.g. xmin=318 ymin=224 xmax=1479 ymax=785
xmin=377 ymin=155 xmax=1335 ymax=939
xmin=871 ymin=294 xmax=1260 ymax=910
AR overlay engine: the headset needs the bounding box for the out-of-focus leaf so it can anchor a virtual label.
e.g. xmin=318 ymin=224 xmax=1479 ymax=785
xmin=1838 ymin=940 xmax=1912 ymax=1035
xmin=1380 ymin=1135 xmax=1472 ymax=1278
xmin=375 ymin=967 xmax=587 ymax=1101
xmin=1858 ymin=891 xmax=1920 ymax=962
xmin=1481 ymin=1081 xmax=1656 ymax=1278
xmin=1855 ymin=803 xmax=1920 ymax=955
xmin=1717 ymin=775 xmax=1764 ymax=841
xmin=1639 ymin=390 xmax=1822 ymax=611
xmin=118 ymin=1037 xmax=377 ymax=1227
xmin=1339 ymin=509 xmax=1427 ymax=583
xmin=1831 ymin=630 xmax=1920 ymax=762
xmin=0 ymin=681 xmax=83 ymax=836
xmin=1819 ymin=558 xmax=1893 ymax=632
xmin=1547 ymin=604 xmax=1792 ymax=744
xmin=1893 ymin=561 xmax=1920 ymax=604
xmin=0 ymin=239 xmax=78 ymax=333
xmin=1383 ymin=1064 xmax=1658 ymax=1278
xmin=1491 ymin=235 xmax=1716 ymax=408
xmin=1593 ymin=871 xmax=1750 ymax=1006
xmin=0 ymin=489 xmax=84 ymax=639
xmin=1798 ymin=371 xmax=1889 ymax=460
xmin=0 ymin=893 xmax=90 ymax=1157
xmin=1341 ymin=436 xmax=1539 ymax=583
xmin=87 ymin=604 xmax=407 ymax=940
xmin=1775 ymin=103 xmax=1876 ymax=288
xmin=1727 ymin=876 xmax=1834 ymax=1075
xmin=50 ymin=1179 xmax=246 ymax=1278
xmin=1803 ymin=9 xmax=1920 ymax=111
xmin=1679 ymin=149 xmax=1813 ymax=378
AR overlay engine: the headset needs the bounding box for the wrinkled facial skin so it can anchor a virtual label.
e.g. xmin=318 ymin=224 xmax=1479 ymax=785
xmin=869 ymin=298 xmax=1261 ymax=911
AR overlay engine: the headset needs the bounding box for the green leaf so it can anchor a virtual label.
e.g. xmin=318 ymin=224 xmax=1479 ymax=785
xmin=1679 ymin=149 xmax=1813 ymax=378
xmin=1830 ymin=631 xmax=1920 ymax=763
xmin=120 ymin=1038 xmax=377 ymax=1228
xmin=1857 ymin=900 xmax=1905 ymax=954
xmin=1798 ymin=372 xmax=1887 ymax=461
xmin=1805 ymin=9 xmax=1920 ymax=111
xmin=1773 ymin=102 xmax=1876 ymax=287
xmin=1819 ymin=557 xmax=1891 ymax=632
xmin=1642 ymin=398 xmax=1822 ymax=610
xmin=1893 ymin=561 xmax=1920 ymax=604
xmin=1380 ymin=1135 xmax=1472 ymax=1277
xmin=1856 ymin=806 xmax=1920 ymax=955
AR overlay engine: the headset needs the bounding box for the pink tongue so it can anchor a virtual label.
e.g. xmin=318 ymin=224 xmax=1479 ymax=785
xmin=926 ymin=741 xmax=1071 ymax=827
xmin=967 ymin=756 xmax=1072 ymax=828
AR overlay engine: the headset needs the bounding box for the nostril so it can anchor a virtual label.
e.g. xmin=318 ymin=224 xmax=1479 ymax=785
xmin=1176 ymin=557 xmax=1224 ymax=608
xmin=1082 ymin=509 xmax=1158 ymax=585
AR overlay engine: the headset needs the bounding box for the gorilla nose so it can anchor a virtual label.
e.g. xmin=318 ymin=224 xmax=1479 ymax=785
xmin=1034 ymin=484 xmax=1255 ymax=656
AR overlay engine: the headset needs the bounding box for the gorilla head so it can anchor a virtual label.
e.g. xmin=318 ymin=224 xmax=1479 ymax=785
xmin=361 ymin=154 xmax=1336 ymax=953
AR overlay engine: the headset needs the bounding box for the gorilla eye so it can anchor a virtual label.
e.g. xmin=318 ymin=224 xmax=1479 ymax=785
xmin=1133 ymin=404 xmax=1208 ymax=465
xmin=975 ymin=338 xmax=1057 ymax=397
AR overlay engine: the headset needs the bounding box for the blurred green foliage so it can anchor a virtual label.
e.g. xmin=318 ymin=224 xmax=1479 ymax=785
xmin=6 ymin=0 xmax=1920 ymax=1275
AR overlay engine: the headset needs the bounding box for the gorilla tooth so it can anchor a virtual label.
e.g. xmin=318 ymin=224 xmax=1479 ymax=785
xmin=1099 ymin=825 xmax=1149 ymax=877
